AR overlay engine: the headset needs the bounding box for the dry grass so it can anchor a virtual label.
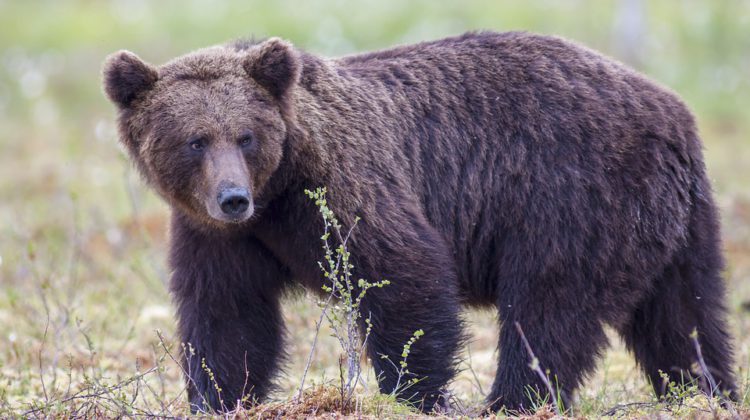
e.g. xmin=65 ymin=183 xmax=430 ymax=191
xmin=1 ymin=0 xmax=750 ymax=418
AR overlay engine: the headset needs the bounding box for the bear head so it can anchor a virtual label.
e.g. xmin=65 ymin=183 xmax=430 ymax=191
xmin=102 ymin=38 xmax=301 ymax=228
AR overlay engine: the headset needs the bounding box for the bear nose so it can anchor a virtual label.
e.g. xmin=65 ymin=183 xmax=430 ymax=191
xmin=218 ymin=187 xmax=250 ymax=216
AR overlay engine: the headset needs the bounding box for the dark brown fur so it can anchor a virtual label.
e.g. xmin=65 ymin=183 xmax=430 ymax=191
xmin=102 ymin=32 xmax=736 ymax=413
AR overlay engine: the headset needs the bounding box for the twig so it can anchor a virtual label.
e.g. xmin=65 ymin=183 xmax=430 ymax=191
xmin=466 ymin=343 xmax=485 ymax=396
xmin=602 ymin=401 xmax=662 ymax=416
xmin=297 ymin=291 xmax=336 ymax=401
xmin=514 ymin=322 xmax=561 ymax=416
xmin=239 ymin=350 xmax=252 ymax=408
xmin=147 ymin=342 xmax=169 ymax=414
xmin=23 ymin=365 xmax=159 ymax=416
xmin=74 ymin=318 xmax=137 ymax=416
xmin=350 ymin=311 xmax=373 ymax=395
xmin=690 ymin=328 xmax=740 ymax=420
xmin=38 ymin=316 xmax=50 ymax=404
xmin=155 ymin=330 xmax=211 ymax=412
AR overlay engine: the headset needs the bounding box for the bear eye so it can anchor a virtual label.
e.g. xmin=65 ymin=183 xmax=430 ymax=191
xmin=188 ymin=136 xmax=207 ymax=152
xmin=238 ymin=132 xmax=254 ymax=148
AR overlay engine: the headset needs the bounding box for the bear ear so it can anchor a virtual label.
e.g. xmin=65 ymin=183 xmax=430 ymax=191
xmin=102 ymin=50 xmax=158 ymax=108
xmin=243 ymin=38 xmax=301 ymax=99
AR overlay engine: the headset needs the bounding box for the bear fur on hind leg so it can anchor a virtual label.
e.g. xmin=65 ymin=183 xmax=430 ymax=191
xmin=102 ymin=31 xmax=736 ymax=413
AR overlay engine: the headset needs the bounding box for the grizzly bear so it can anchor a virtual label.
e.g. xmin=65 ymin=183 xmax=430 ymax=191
xmin=102 ymin=31 xmax=736 ymax=413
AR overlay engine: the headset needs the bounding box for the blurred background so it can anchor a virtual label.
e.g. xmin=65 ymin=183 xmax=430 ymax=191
xmin=0 ymin=0 xmax=748 ymax=415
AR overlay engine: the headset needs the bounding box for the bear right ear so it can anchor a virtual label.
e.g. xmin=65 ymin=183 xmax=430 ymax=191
xmin=102 ymin=50 xmax=158 ymax=108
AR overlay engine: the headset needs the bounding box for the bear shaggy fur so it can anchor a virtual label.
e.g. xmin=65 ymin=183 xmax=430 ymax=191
xmin=102 ymin=32 xmax=736 ymax=413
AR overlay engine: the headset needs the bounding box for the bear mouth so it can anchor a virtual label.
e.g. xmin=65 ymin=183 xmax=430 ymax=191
xmin=206 ymin=203 xmax=254 ymax=224
xmin=211 ymin=209 xmax=254 ymax=224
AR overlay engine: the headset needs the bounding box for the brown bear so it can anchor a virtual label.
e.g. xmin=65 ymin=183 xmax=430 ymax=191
xmin=102 ymin=31 xmax=736 ymax=413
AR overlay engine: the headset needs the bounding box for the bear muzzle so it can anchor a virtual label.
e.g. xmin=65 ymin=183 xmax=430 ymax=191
xmin=219 ymin=187 xmax=251 ymax=216
xmin=207 ymin=183 xmax=254 ymax=223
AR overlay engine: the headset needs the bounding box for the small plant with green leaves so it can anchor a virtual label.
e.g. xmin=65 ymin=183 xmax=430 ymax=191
xmin=378 ymin=328 xmax=426 ymax=402
xmin=200 ymin=358 xmax=224 ymax=411
xmin=658 ymin=369 xmax=700 ymax=405
xmin=299 ymin=187 xmax=390 ymax=404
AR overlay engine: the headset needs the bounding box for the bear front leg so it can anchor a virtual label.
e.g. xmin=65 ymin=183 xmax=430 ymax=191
xmin=168 ymin=214 xmax=287 ymax=413
xmin=353 ymin=212 xmax=464 ymax=412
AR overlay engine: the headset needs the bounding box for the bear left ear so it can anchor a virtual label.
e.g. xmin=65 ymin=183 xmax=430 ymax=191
xmin=243 ymin=38 xmax=301 ymax=100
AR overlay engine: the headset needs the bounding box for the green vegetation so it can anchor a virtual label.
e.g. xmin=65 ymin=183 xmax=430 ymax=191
xmin=1 ymin=0 xmax=748 ymax=417
xmin=301 ymin=187 xmax=391 ymax=404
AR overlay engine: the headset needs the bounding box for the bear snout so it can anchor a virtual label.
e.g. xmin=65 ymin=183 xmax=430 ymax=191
xmin=218 ymin=187 xmax=251 ymax=216
xmin=206 ymin=183 xmax=253 ymax=223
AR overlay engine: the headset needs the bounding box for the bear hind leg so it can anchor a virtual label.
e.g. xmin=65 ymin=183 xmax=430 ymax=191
xmin=619 ymin=197 xmax=736 ymax=401
xmin=488 ymin=283 xmax=608 ymax=414
xmin=619 ymin=259 xmax=737 ymax=400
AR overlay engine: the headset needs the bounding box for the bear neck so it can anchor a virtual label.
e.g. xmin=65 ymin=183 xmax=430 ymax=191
xmin=285 ymin=51 xmax=406 ymax=182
